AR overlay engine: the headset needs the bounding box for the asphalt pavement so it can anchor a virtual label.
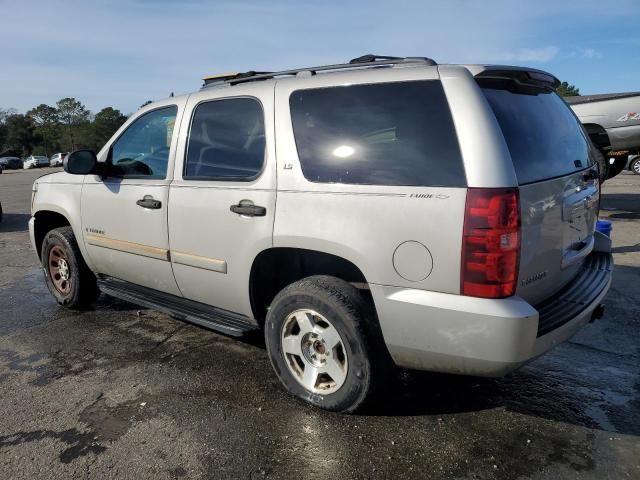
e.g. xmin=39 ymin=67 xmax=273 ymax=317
xmin=0 ymin=167 xmax=639 ymax=479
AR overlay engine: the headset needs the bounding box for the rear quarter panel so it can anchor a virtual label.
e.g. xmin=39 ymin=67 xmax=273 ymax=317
xmin=273 ymin=68 xmax=467 ymax=293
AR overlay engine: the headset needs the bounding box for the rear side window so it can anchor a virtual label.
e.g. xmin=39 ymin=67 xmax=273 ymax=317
xmin=185 ymin=98 xmax=265 ymax=180
xmin=289 ymin=81 xmax=465 ymax=186
xmin=479 ymin=79 xmax=590 ymax=184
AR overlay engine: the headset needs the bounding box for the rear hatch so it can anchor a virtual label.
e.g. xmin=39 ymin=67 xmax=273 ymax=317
xmin=478 ymin=75 xmax=599 ymax=305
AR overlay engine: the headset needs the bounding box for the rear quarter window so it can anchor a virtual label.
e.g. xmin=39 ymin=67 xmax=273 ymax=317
xmin=289 ymin=80 xmax=466 ymax=187
xmin=479 ymin=79 xmax=590 ymax=185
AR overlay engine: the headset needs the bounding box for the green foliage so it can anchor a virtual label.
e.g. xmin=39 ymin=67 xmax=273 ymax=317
xmin=92 ymin=107 xmax=127 ymax=148
xmin=556 ymin=81 xmax=580 ymax=97
xmin=56 ymin=97 xmax=91 ymax=151
xmin=3 ymin=114 xmax=36 ymax=156
xmin=1 ymin=99 xmax=130 ymax=156
xmin=27 ymin=104 xmax=61 ymax=156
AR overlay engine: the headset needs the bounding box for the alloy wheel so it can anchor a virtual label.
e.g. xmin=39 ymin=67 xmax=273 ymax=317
xmin=281 ymin=309 xmax=348 ymax=394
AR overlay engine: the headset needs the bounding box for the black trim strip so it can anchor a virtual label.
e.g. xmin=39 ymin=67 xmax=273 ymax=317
xmin=97 ymin=276 xmax=258 ymax=337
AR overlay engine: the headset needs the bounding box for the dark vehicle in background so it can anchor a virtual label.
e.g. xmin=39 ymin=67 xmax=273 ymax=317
xmin=0 ymin=156 xmax=24 ymax=170
xmin=566 ymin=92 xmax=640 ymax=180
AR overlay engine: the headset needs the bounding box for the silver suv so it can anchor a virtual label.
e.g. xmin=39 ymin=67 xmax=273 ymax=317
xmin=29 ymin=55 xmax=613 ymax=412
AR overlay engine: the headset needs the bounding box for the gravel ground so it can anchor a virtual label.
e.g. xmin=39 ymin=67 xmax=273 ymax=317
xmin=0 ymin=167 xmax=639 ymax=479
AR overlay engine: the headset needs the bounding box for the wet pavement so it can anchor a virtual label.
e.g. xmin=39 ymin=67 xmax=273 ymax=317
xmin=0 ymin=168 xmax=639 ymax=479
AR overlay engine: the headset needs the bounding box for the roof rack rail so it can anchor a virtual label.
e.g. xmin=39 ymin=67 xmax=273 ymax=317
xmin=349 ymin=54 xmax=404 ymax=64
xmin=201 ymin=54 xmax=437 ymax=89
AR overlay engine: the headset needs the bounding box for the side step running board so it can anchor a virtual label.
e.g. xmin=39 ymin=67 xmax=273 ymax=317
xmin=97 ymin=276 xmax=259 ymax=337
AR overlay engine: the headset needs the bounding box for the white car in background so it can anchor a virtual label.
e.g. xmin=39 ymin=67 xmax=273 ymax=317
xmin=23 ymin=155 xmax=50 ymax=169
xmin=50 ymin=153 xmax=68 ymax=167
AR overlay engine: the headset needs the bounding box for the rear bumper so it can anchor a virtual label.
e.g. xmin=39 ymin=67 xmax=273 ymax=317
xmin=372 ymin=250 xmax=613 ymax=377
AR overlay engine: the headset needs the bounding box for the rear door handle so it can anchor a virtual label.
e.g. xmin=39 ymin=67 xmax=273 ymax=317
xmin=136 ymin=195 xmax=162 ymax=209
xmin=230 ymin=200 xmax=266 ymax=217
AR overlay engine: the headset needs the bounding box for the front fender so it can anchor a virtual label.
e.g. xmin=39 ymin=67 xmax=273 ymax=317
xmin=32 ymin=182 xmax=94 ymax=271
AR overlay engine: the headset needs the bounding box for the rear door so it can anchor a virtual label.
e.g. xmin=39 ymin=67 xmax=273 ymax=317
xmin=168 ymin=82 xmax=276 ymax=318
xmin=479 ymin=79 xmax=599 ymax=304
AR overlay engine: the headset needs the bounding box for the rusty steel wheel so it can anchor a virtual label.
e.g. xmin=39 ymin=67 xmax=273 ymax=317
xmin=41 ymin=226 xmax=98 ymax=309
xmin=48 ymin=245 xmax=72 ymax=295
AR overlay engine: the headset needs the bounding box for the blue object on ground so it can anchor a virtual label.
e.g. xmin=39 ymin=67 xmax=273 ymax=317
xmin=596 ymin=220 xmax=612 ymax=238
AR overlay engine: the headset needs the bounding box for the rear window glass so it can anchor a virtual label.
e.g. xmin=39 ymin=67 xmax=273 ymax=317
xmin=479 ymin=79 xmax=590 ymax=184
xmin=289 ymin=81 xmax=465 ymax=186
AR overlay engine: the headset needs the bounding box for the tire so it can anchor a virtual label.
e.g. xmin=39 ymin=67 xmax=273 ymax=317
xmin=607 ymin=155 xmax=628 ymax=180
xmin=41 ymin=226 xmax=99 ymax=309
xmin=265 ymin=275 xmax=391 ymax=413
xmin=630 ymin=157 xmax=640 ymax=175
xmin=591 ymin=147 xmax=609 ymax=184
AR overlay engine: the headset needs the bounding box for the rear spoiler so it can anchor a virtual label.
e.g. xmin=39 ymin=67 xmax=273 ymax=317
xmin=467 ymin=65 xmax=560 ymax=89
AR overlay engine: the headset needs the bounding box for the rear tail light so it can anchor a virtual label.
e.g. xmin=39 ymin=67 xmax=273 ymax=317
xmin=461 ymin=188 xmax=520 ymax=298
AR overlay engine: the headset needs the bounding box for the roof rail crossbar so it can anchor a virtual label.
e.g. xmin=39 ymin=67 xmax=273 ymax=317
xmin=349 ymin=54 xmax=404 ymax=64
xmin=201 ymin=55 xmax=437 ymax=89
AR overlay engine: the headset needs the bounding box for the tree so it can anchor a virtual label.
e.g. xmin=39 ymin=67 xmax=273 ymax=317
xmin=26 ymin=104 xmax=59 ymax=156
xmin=556 ymin=81 xmax=580 ymax=97
xmin=3 ymin=114 xmax=35 ymax=156
xmin=56 ymin=97 xmax=90 ymax=150
xmin=0 ymin=108 xmax=17 ymax=151
xmin=91 ymin=107 xmax=127 ymax=150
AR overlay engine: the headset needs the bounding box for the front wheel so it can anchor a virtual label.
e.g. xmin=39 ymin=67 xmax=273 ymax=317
xmin=41 ymin=226 xmax=99 ymax=309
xmin=265 ymin=276 xmax=391 ymax=413
xmin=591 ymin=147 xmax=609 ymax=183
xmin=607 ymin=155 xmax=628 ymax=179
xmin=630 ymin=156 xmax=640 ymax=175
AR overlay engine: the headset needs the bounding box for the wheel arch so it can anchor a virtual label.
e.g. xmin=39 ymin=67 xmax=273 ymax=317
xmin=32 ymin=207 xmax=89 ymax=265
xmin=33 ymin=210 xmax=72 ymax=259
xmin=249 ymin=247 xmax=370 ymax=326
xmin=583 ymin=123 xmax=611 ymax=151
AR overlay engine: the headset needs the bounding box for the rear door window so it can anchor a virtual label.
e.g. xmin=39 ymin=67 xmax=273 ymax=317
xmin=479 ymin=79 xmax=590 ymax=184
xmin=289 ymin=81 xmax=465 ymax=186
xmin=184 ymin=98 xmax=265 ymax=180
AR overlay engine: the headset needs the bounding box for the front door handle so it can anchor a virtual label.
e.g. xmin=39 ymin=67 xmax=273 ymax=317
xmin=230 ymin=200 xmax=266 ymax=217
xmin=136 ymin=195 xmax=162 ymax=209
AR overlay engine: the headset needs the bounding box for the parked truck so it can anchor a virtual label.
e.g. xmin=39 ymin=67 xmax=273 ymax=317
xmin=565 ymin=92 xmax=640 ymax=179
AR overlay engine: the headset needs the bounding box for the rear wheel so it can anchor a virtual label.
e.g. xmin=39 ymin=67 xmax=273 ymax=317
xmin=629 ymin=156 xmax=640 ymax=175
xmin=41 ymin=226 xmax=99 ymax=309
xmin=265 ymin=276 xmax=391 ymax=413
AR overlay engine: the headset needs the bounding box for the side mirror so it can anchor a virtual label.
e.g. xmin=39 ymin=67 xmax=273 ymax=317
xmin=64 ymin=150 xmax=98 ymax=175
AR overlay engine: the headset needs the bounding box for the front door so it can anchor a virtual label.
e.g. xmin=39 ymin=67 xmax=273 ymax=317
xmin=168 ymin=84 xmax=276 ymax=318
xmin=81 ymin=101 xmax=184 ymax=295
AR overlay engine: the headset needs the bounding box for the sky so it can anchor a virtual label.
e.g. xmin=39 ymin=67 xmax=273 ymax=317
xmin=1 ymin=0 xmax=639 ymax=115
